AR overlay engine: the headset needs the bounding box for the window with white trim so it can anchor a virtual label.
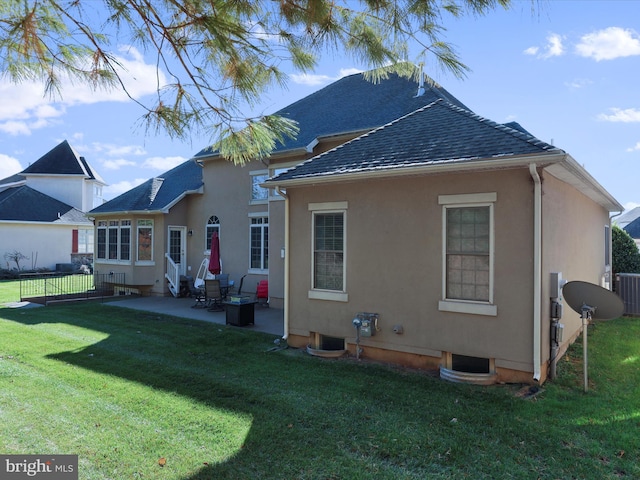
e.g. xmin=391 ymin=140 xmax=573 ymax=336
xmin=439 ymin=193 xmax=496 ymax=316
xmin=250 ymin=171 xmax=269 ymax=203
xmin=308 ymin=202 xmax=348 ymax=302
xmin=206 ymin=215 xmax=220 ymax=251
xmin=77 ymin=228 xmax=94 ymax=254
xmin=96 ymin=220 xmax=130 ymax=261
xmin=137 ymin=219 xmax=153 ymax=262
xmin=250 ymin=217 xmax=269 ymax=271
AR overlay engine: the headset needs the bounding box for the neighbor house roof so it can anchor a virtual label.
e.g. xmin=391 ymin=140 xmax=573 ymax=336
xmin=193 ymin=70 xmax=468 ymax=158
xmin=18 ymin=140 xmax=106 ymax=185
xmin=624 ymin=217 xmax=640 ymax=239
xmin=89 ymin=160 xmax=203 ymax=215
xmin=0 ymin=185 xmax=90 ymax=224
xmin=265 ymin=99 xmax=622 ymax=212
xmin=617 ymin=206 xmax=640 ymax=229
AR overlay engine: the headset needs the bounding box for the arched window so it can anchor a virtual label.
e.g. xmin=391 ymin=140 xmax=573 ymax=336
xmin=206 ymin=215 xmax=220 ymax=251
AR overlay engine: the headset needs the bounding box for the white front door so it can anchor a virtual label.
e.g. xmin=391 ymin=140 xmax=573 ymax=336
xmin=168 ymin=226 xmax=187 ymax=277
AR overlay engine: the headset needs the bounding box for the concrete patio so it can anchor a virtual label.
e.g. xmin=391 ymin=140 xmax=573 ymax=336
xmin=106 ymin=295 xmax=284 ymax=337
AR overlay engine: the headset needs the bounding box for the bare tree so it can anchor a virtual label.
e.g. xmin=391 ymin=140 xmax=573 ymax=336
xmin=4 ymin=250 xmax=29 ymax=270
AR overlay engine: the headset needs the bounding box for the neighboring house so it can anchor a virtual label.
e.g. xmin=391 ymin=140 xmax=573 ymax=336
xmin=617 ymin=206 xmax=640 ymax=249
xmin=265 ymin=91 xmax=622 ymax=385
xmin=623 ymin=217 xmax=640 ymax=250
xmin=0 ymin=140 xmax=105 ymax=271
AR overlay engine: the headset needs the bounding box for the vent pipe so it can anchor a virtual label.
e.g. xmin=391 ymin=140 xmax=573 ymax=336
xmin=415 ymin=62 xmax=425 ymax=97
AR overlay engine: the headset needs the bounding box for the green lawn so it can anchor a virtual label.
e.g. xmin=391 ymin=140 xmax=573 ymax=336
xmin=0 ymin=285 xmax=639 ymax=479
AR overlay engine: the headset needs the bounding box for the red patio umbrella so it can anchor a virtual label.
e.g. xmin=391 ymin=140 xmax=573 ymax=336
xmin=208 ymin=231 xmax=221 ymax=275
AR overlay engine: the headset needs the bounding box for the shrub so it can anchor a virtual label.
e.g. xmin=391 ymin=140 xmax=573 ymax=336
xmin=612 ymin=225 xmax=640 ymax=274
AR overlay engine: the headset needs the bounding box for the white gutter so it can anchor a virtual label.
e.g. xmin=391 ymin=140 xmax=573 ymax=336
xmin=529 ymin=163 xmax=542 ymax=382
xmin=276 ymin=186 xmax=290 ymax=340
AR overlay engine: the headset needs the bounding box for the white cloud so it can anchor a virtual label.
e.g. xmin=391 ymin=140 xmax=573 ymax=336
xmin=0 ymin=46 xmax=166 ymax=136
xmin=564 ymin=78 xmax=593 ymax=90
xmin=0 ymin=153 xmax=23 ymax=178
xmin=141 ymin=156 xmax=186 ymax=171
xmin=0 ymin=121 xmax=32 ymax=136
xmin=103 ymin=178 xmax=147 ymax=199
xmin=624 ymin=201 xmax=640 ymax=211
xmin=525 ymin=33 xmax=564 ymax=59
xmin=290 ymin=73 xmax=335 ymax=86
xmin=102 ymin=158 xmax=137 ymax=170
xmin=626 ymin=142 xmax=640 ymax=152
xmin=90 ymin=142 xmax=147 ymax=157
xmin=290 ymin=67 xmax=363 ymax=86
xmin=542 ymin=33 xmax=565 ymax=58
xmin=576 ymin=27 xmax=640 ymax=61
xmin=338 ymin=68 xmax=363 ymax=77
xmin=598 ymin=108 xmax=640 ymax=122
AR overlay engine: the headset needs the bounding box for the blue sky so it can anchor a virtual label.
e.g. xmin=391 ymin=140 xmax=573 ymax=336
xmin=0 ymin=1 xmax=638 ymax=210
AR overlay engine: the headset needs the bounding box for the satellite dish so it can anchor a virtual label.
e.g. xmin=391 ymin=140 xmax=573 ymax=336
xmin=562 ymin=281 xmax=623 ymax=321
xmin=561 ymin=280 xmax=623 ymax=392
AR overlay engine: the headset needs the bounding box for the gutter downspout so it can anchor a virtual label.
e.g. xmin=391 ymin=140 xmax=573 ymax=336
xmin=276 ymin=186 xmax=289 ymax=340
xmin=529 ymin=163 xmax=542 ymax=382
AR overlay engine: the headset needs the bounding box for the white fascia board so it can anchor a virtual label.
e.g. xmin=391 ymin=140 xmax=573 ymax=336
xmin=545 ymin=154 xmax=623 ymax=212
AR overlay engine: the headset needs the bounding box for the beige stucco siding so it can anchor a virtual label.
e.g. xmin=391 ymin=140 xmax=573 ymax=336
xmin=540 ymin=170 xmax=612 ymax=363
xmin=191 ymin=159 xmax=269 ymax=294
xmin=287 ymin=168 xmax=538 ymax=372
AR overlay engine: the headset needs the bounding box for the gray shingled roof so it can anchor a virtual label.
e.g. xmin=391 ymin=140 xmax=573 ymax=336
xmin=90 ymin=160 xmax=203 ymax=215
xmin=0 ymin=185 xmax=90 ymax=224
xmin=194 ymin=71 xmax=468 ymax=158
xmin=266 ymin=99 xmax=561 ymax=183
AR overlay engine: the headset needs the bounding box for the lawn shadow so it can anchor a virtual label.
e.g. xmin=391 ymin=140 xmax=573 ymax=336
xmin=1 ymin=302 xmax=379 ymax=478
xmin=3 ymin=302 xmax=640 ymax=479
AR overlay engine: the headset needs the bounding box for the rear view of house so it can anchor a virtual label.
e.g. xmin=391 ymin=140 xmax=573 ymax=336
xmin=265 ymin=87 xmax=621 ymax=385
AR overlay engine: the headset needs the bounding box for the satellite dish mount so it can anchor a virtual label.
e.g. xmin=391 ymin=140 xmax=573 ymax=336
xmin=562 ymin=281 xmax=623 ymax=393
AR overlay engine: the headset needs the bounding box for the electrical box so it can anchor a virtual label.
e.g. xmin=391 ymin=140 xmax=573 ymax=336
xmin=550 ymin=300 xmax=563 ymax=319
xmin=550 ymin=272 xmax=563 ymax=300
xmin=554 ymin=322 xmax=564 ymax=343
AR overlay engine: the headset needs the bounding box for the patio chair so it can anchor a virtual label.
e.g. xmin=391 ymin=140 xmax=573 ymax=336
xmin=215 ymin=273 xmax=231 ymax=299
xmin=205 ymin=279 xmax=224 ymax=312
xmin=256 ymin=280 xmax=269 ymax=307
xmin=186 ymin=276 xmax=207 ymax=308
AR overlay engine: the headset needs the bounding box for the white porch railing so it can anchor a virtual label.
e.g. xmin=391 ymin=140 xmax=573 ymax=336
xmin=165 ymin=253 xmax=180 ymax=297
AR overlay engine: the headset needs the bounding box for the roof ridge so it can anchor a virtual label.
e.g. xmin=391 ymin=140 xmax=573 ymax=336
xmin=440 ymin=101 xmax=560 ymax=152
xmin=303 ymin=98 xmax=445 ymax=165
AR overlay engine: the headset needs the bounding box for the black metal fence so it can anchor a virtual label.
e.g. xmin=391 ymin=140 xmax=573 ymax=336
xmin=20 ymin=272 xmax=126 ymax=304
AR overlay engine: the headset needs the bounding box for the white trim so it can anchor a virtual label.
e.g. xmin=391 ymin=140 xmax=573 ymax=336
xmin=249 ymin=215 xmax=269 ymax=271
xmin=438 ymin=192 xmax=497 ymax=205
xmin=250 ymin=170 xmax=269 ymax=204
xmin=308 ymin=201 xmax=348 ymax=211
xmin=309 ymin=203 xmax=347 ymax=301
xmin=438 ymin=300 xmax=497 ymax=316
xmin=440 ymin=193 xmax=496 ymax=315
xmin=308 ymin=290 xmax=349 ymax=302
